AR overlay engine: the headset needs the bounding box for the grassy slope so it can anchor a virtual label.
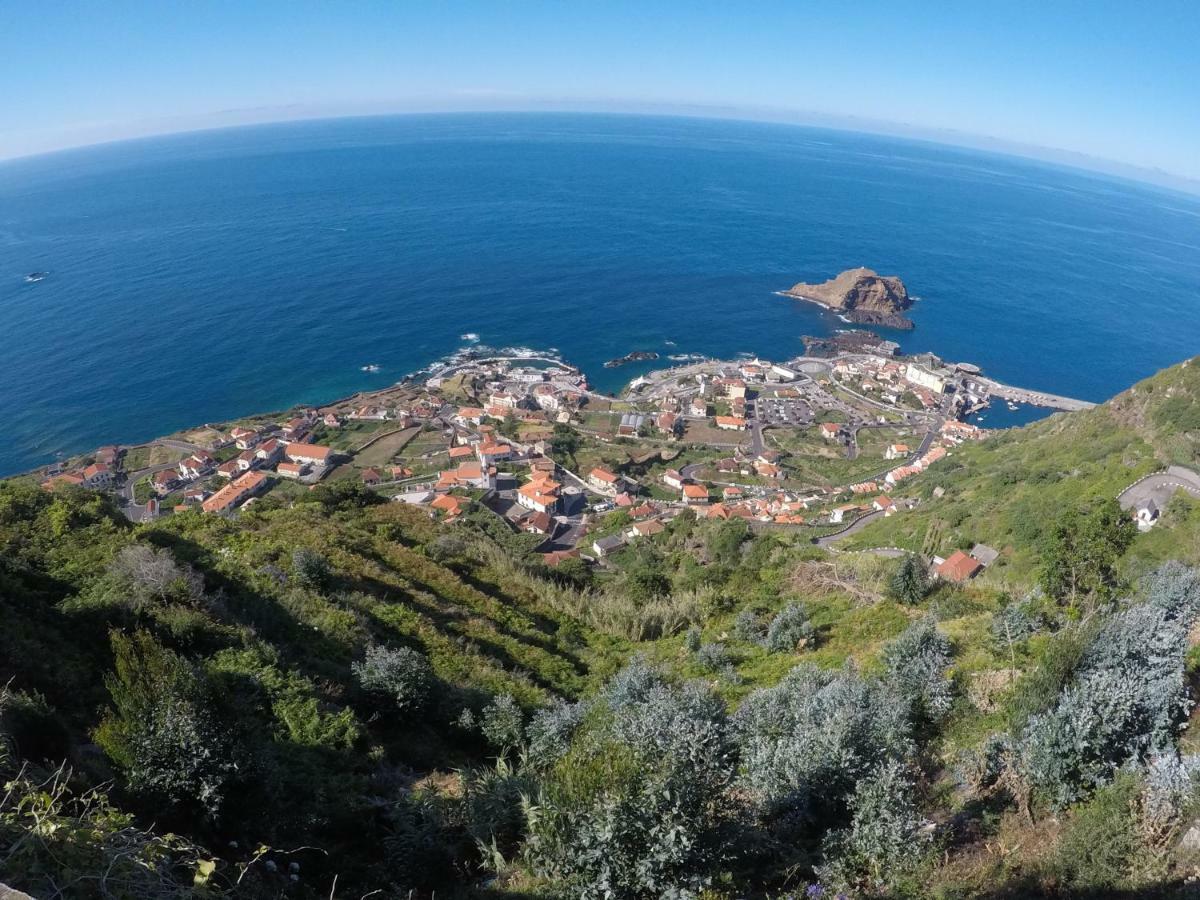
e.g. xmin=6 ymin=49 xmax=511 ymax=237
xmin=840 ymin=357 xmax=1200 ymax=583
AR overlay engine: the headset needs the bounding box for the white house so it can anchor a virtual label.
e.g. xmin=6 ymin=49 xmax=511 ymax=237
xmin=283 ymin=442 xmax=334 ymax=468
xmin=80 ymin=463 xmax=113 ymax=489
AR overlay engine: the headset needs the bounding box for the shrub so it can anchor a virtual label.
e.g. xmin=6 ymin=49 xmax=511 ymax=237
xmin=733 ymin=607 xmax=766 ymax=643
xmin=888 ymin=554 xmax=929 ymax=606
xmin=353 ymin=644 xmax=433 ymax=713
xmin=525 ymin=700 xmax=587 ymax=771
xmin=734 ymin=664 xmax=912 ymax=815
xmin=818 ymin=761 xmax=930 ymax=892
xmin=291 ymin=547 xmax=331 ymax=588
xmin=991 ymin=595 xmax=1044 ymax=646
xmin=683 ymin=625 xmax=702 ymax=653
xmin=464 ymin=757 xmax=533 ymax=863
xmin=110 ymin=544 xmax=206 ymax=610
xmin=94 ymin=631 xmax=235 ymax=818
xmin=481 ymin=693 xmax=524 ymax=752
xmin=524 ymin=661 xmax=735 ymax=897
xmin=696 ymin=641 xmax=731 ymax=672
xmin=1020 ymin=586 xmax=1198 ymax=807
xmin=881 ymin=617 xmax=954 ymax=726
xmin=762 ymin=602 xmax=815 ymax=653
xmin=1049 ymin=773 xmax=1140 ymax=891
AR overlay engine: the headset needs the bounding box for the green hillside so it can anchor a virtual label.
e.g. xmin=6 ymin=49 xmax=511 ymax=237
xmin=8 ymin=361 xmax=1200 ymax=898
xmin=844 ymin=356 xmax=1200 ymax=581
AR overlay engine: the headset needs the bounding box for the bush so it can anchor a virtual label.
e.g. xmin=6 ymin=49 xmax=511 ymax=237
xmin=352 ymin=644 xmax=433 ymax=713
xmin=524 ymin=661 xmax=735 ymax=897
xmin=889 ymin=554 xmax=929 ymax=606
xmin=110 ymin=544 xmax=206 ymax=610
xmin=734 ymin=664 xmax=913 ymax=816
xmin=481 ymin=693 xmax=524 ymax=752
xmin=881 ymin=617 xmax=954 ymax=726
xmin=1049 ymin=773 xmax=1140 ymax=891
xmin=818 ymin=761 xmax=930 ymax=892
xmin=733 ymin=607 xmax=766 ymax=643
xmin=526 ymin=700 xmax=587 ymax=771
xmin=683 ymin=625 xmax=702 ymax=653
xmin=762 ymin=602 xmax=815 ymax=653
xmin=464 ymin=757 xmax=533 ymax=863
xmin=94 ymin=631 xmax=235 ymax=818
xmin=1020 ymin=582 xmax=1199 ymax=807
xmin=291 ymin=547 xmax=331 ymax=588
xmin=696 ymin=641 xmax=731 ymax=671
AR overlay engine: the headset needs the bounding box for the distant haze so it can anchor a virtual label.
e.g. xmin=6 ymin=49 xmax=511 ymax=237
xmin=1 ymin=1 xmax=1198 ymax=190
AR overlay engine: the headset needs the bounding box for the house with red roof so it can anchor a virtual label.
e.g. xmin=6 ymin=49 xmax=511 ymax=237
xmin=936 ymin=550 xmax=983 ymax=583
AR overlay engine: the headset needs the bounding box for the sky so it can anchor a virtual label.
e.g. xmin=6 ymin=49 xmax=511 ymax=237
xmin=2 ymin=1 xmax=1198 ymax=185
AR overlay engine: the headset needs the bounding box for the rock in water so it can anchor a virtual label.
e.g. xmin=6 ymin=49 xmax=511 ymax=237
xmin=783 ymin=267 xmax=915 ymax=329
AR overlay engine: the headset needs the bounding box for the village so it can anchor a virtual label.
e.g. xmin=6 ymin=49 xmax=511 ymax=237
xmin=31 ymin=345 xmax=1020 ymax=582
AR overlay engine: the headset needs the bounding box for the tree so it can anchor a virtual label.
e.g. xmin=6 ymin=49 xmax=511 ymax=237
xmin=1039 ymin=498 xmax=1135 ymax=609
xmin=550 ymin=423 xmax=581 ymax=467
xmin=889 ymin=553 xmax=930 ymax=606
xmin=499 ymin=412 xmax=520 ymax=439
xmin=353 ymin=644 xmax=433 ymax=713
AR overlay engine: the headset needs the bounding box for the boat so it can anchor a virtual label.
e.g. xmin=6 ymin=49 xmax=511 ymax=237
xmin=1007 ymin=401 xmax=1019 ymax=411
xmin=23 ymin=272 xmax=49 ymax=283
xmin=361 ymin=364 xmax=381 ymax=373
xmin=460 ymin=332 xmax=480 ymax=342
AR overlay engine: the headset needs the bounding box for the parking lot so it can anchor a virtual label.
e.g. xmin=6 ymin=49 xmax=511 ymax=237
xmin=755 ymin=396 xmax=814 ymax=426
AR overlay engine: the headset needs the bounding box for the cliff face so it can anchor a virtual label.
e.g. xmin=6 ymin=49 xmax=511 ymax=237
xmin=783 ymin=267 xmax=914 ymax=328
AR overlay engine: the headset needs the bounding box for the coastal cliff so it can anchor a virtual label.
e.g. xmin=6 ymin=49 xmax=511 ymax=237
xmin=783 ymin=267 xmax=914 ymax=329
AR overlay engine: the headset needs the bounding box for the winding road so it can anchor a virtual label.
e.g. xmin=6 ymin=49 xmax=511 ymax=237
xmin=1117 ymin=465 xmax=1200 ymax=513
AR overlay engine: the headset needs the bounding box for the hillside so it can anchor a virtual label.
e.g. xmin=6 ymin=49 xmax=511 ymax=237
xmin=844 ymin=356 xmax=1200 ymax=579
xmin=8 ymin=359 xmax=1200 ymax=898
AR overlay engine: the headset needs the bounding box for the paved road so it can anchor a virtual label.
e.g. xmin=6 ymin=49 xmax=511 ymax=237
xmin=1117 ymin=466 xmax=1200 ymax=513
xmin=813 ymin=509 xmax=884 ymax=547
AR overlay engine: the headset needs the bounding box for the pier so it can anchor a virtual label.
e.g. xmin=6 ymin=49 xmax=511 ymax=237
xmin=978 ymin=378 xmax=1096 ymax=412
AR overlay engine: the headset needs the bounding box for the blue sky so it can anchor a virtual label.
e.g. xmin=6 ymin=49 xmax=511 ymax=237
xmin=2 ymin=1 xmax=1198 ymax=182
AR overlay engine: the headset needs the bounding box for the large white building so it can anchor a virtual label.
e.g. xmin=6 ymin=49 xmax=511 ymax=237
xmin=905 ymin=363 xmax=948 ymax=394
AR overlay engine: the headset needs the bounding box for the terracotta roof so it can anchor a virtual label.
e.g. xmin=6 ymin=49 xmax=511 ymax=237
xmin=448 ymin=445 xmax=474 ymax=459
xmin=714 ymin=415 xmax=747 ymax=428
xmin=202 ymin=471 xmax=267 ymax=513
xmin=682 ymin=483 xmax=709 ymax=499
xmin=589 ymin=467 xmax=619 ymax=484
xmin=284 ymin=442 xmax=333 ymax=462
xmin=431 ymin=493 xmax=468 ymax=516
xmin=937 ymin=550 xmax=982 ymax=583
xmin=41 ymin=473 xmax=85 ymax=490
xmin=542 ymin=548 xmax=581 ymax=566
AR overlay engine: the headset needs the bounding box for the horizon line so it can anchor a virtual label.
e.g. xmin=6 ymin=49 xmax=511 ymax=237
xmin=3 ymin=99 xmax=1199 ymax=198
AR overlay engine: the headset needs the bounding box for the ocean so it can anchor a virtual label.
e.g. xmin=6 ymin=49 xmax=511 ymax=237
xmin=1 ymin=113 xmax=1199 ymax=476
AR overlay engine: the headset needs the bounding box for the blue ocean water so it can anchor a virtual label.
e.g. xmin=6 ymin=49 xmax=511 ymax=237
xmin=1 ymin=113 xmax=1199 ymax=476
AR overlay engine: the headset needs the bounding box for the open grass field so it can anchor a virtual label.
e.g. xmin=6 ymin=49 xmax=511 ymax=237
xmin=353 ymin=425 xmax=422 ymax=468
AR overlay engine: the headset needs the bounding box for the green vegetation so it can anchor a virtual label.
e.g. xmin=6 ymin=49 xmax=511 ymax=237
xmin=9 ymin=356 xmax=1200 ymax=897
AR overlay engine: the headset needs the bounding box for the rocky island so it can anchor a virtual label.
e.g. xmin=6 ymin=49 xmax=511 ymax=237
xmin=604 ymin=350 xmax=660 ymax=368
xmin=782 ymin=266 xmax=915 ymax=329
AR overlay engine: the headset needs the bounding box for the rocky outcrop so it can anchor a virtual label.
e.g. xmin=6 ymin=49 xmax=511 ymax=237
xmin=783 ymin=267 xmax=914 ymax=329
